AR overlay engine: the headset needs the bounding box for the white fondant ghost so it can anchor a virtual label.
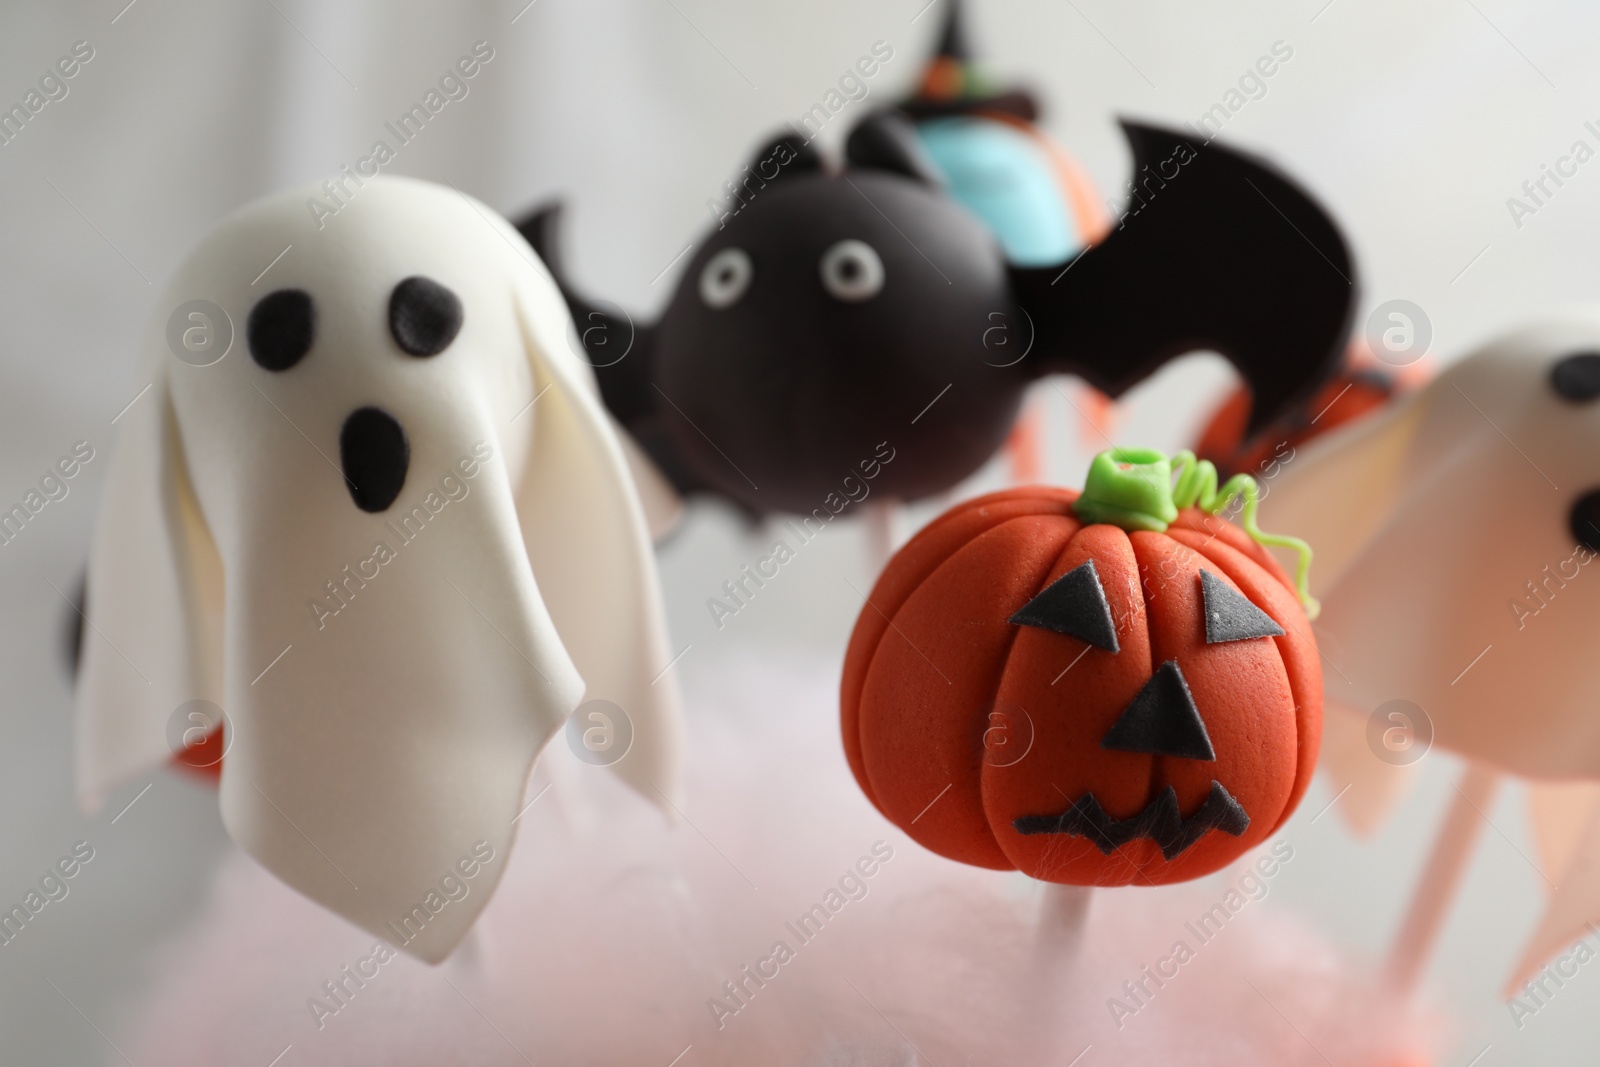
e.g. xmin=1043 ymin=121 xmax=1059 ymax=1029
xmin=1312 ymin=698 xmax=1420 ymax=838
xmin=1528 ymin=779 xmax=1600 ymax=887
xmin=78 ymin=176 xmax=684 ymax=962
xmin=1266 ymin=318 xmax=1600 ymax=777
xmin=1260 ymin=315 xmax=1600 ymax=990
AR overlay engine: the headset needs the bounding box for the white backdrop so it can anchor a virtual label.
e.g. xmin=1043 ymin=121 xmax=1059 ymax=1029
xmin=2 ymin=0 xmax=1598 ymax=1062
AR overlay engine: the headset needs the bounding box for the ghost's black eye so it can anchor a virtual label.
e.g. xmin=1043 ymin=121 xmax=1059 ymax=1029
xmin=1571 ymin=489 xmax=1600 ymax=551
xmin=389 ymin=276 xmax=463 ymax=357
xmin=248 ymin=289 xmax=315 ymax=371
xmin=1551 ymin=352 xmax=1600 ymax=401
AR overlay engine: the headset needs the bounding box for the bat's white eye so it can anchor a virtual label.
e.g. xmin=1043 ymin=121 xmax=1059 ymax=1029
xmin=819 ymin=239 xmax=884 ymax=302
xmin=699 ymin=248 xmax=752 ymax=309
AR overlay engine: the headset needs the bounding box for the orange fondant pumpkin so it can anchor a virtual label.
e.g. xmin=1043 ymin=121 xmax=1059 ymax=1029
xmin=841 ymin=449 xmax=1322 ymax=885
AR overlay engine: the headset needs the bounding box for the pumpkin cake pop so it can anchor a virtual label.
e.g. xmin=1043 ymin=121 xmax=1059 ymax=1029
xmin=841 ymin=447 xmax=1322 ymax=885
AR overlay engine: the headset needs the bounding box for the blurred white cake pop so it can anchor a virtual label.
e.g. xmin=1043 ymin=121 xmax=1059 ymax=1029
xmin=1261 ymin=316 xmax=1600 ymax=990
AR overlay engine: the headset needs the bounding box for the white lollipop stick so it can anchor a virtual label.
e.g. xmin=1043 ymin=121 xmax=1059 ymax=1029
xmin=1035 ymin=882 xmax=1093 ymax=959
xmin=1386 ymin=763 xmax=1501 ymax=990
xmin=862 ymin=501 xmax=906 ymax=575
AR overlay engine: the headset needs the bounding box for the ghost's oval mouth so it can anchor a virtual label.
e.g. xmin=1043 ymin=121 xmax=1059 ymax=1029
xmin=340 ymin=407 xmax=409 ymax=512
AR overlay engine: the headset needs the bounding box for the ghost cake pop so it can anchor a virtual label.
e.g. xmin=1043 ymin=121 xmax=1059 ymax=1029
xmin=76 ymin=175 xmax=682 ymax=962
xmin=1258 ymin=316 xmax=1600 ymax=992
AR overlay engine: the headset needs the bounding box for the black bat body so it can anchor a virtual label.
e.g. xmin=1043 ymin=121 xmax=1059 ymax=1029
xmin=522 ymin=115 xmax=1355 ymax=517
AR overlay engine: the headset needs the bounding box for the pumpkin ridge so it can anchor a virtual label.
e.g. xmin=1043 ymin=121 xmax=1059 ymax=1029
xmin=858 ymin=511 xmax=1081 ymax=869
xmin=1067 ymin=523 xmax=1163 ymax=825
xmin=841 ymin=488 xmax=1078 ymax=811
xmin=1043 ymin=525 xmax=1163 ymax=832
xmin=1126 ymin=527 xmax=1182 ymax=820
xmin=1166 ymin=527 xmax=1321 ymax=834
xmin=1121 ymin=529 xmax=1298 ymax=882
xmin=985 ymin=522 xmax=1163 ymax=884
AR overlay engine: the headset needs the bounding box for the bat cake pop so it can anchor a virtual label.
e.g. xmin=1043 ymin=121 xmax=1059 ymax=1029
xmin=1258 ymin=316 xmax=1600 ymax=990
xmin=76 ymin=175 xmax=683 ymax=962
xmin=521 ymin=112 xmax=1356 ymax=517
xmin=841 ymin=447 xmax=1322 ymax=885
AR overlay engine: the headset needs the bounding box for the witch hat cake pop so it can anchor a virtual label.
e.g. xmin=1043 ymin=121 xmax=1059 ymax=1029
xmin=522 ymin=114 xmax=1355 ymax=517
xmin=1258 ymin=316 xmax=1600 ymax=990
xmin=841 ymin=447 xmax=1321 ymax=885
xmin=892 ymin=0 xmax=1117 ymax=477
xmin=76 ymin=176 xmax=683 ymax=962
xmin=895 ymin=0 xmax=1105 ymax=267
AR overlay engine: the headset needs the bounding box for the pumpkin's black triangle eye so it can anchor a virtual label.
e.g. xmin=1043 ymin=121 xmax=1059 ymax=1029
xmin=1009 ymin=558 xmax=1119 ymax=652
xmin=1199 ymin=569 xmax=1284 ymax=643
xmin=1551 ymin=352 xmax=1600 ymax=401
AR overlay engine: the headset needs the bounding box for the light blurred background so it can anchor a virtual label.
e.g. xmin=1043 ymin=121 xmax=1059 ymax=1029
xmin=2 ymin=0 xmax=1597 ymax=1062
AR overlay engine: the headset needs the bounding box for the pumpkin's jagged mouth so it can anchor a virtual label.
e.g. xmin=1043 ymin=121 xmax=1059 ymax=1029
xmin=1013 ymin=780 xmax=1249 ymax=861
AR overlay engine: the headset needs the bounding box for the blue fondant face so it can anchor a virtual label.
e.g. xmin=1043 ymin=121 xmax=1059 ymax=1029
xmin=915 ymin=116 xmax=1082 ymax=267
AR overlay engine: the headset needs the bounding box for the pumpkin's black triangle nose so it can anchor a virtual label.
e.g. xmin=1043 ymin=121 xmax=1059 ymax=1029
xmin=1101 ymin=660 xmax=1215 ymax=761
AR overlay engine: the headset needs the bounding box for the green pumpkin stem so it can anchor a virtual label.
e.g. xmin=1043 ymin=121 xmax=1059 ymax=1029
xmin=1072 ymin=447 xmax=1180 ymax=532
xmin=1073 ymin=447 xmax=1320 ymax=619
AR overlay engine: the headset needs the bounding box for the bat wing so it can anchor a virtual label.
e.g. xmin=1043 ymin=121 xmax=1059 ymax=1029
xmin=1010 ymin=121 xmax=1356 ymax=435
xmin=516 ymin=204 xmax=656 ymax=428
xmin=517 ymin=204 xmax=717 ymax=506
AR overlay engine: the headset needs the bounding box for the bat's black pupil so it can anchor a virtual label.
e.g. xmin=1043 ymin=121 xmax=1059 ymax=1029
xmin=839 ymin=259 xmax=860 ymax=280
xmin=719 ymin=268 xmax=734 ymax=283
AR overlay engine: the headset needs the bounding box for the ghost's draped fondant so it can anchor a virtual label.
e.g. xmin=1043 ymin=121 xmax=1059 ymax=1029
xmin=76 ymin=176 xmax=684 ymax=962
xmin=1259 ymin=315 xmax=1600 ymax=990
xmin=1262 ymin=320 xmax=1600 ymax=781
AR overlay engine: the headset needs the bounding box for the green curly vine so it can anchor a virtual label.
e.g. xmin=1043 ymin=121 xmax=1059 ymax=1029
xmin=1072 ymin=446 xmax=1319 ymax=619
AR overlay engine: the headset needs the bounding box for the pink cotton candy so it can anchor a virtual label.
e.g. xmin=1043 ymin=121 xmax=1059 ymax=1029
xmin=120 ymin=652 xmax=1439 ymax=1066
